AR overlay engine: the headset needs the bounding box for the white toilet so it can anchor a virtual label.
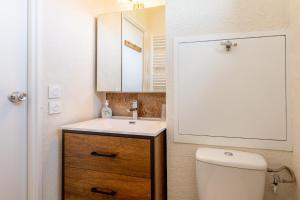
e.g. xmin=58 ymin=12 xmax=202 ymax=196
xmin=196 ymin=148 xmax=267 ymax=200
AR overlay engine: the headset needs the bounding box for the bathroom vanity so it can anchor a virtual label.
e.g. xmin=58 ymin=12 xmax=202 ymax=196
xmin=62 ymin=118 xmax=167 ymax=200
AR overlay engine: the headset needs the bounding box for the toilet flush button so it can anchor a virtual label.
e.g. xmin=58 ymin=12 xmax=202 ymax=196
xmin=224 ymin=152 xmax=234 ymax=156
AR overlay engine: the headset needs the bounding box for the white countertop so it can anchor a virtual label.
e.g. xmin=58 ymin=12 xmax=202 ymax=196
xmin=62 ymin=118 xmax=167 ymax=137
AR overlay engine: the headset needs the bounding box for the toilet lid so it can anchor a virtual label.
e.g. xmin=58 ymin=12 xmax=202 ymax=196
xmin=196 ymin=148 xmax=267 ymax=171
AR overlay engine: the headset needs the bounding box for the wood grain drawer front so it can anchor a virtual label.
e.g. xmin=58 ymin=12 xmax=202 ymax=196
xmin=64 ymin=167 xmax=151 ymax=200
xmin=64 ymin=133 xmax=151 ymax=178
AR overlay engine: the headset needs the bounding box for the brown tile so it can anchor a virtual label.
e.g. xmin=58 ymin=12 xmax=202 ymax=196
xmin=106 ymin=93 xmax=138 ymax=116
xmin=138 ymin=93 xmax=166 ymax=118
xmin=106 ymin=93 xmax=166 ymax=118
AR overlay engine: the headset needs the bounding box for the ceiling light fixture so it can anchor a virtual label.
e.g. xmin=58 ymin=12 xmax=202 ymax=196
xmin=132 ymin=0 xmax=145 ymax=10
xmin=118 ymin=0 xmax=145 ymax=10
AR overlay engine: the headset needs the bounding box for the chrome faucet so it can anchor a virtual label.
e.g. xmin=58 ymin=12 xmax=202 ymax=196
xmin=127 ymin=100 xmax=139 ymax=120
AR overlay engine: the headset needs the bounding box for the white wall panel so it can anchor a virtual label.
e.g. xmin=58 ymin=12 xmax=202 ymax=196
xmin=174 ymin=32 xmax=292 ymax=150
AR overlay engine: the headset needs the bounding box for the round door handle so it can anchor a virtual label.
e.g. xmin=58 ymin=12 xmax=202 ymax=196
xmin=8 ymin=92 xmax=27 ymax=104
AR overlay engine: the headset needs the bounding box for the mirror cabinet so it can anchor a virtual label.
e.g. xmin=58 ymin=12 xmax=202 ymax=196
xmin=97 ymin=6 xmax=166 ymax=92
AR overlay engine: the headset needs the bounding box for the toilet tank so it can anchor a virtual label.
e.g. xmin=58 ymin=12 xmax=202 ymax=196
xmin=196 ymin=148 xmax=267 ymax=200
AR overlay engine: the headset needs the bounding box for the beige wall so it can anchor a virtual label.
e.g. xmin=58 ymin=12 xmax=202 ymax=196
xmin=290 ymin=0 xmax=300 ymax=198
xmin=166 ymin=0 xmax=299 ymax=200
xmin=40 ymin=0 xmax=105 ymax=199
xmin=147 ymin=6 xmax=166 ymax=36
xmin=40 ymin=0 xmax=300 ymax=200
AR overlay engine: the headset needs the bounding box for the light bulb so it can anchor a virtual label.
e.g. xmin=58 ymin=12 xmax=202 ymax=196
xmin=118 ymin=0 xmax=132 ymax=3
xmin=132 ymin=0 xmax=144 ymax=9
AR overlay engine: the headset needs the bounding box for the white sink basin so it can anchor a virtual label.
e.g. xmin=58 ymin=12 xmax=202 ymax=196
xmin=62 ymin=118 xmax=167 ymax=137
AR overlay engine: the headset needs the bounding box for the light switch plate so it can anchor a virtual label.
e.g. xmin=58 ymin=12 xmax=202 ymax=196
xmin=48 ymin=84 xmax=62 ymax=99
xmin=48 ymin=101 xmax=62 ymax=115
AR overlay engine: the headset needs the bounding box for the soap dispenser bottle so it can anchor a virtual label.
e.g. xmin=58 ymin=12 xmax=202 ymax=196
xmin=101 ymin=100 xmax=112 ymax=118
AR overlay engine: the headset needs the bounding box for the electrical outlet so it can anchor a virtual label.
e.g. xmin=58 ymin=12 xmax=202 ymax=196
xmin=48 ymin=101 xmax=62 ymax=115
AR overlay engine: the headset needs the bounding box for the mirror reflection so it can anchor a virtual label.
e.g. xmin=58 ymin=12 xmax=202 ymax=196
xmin=97 ymin=6 xmax=166 ymax=92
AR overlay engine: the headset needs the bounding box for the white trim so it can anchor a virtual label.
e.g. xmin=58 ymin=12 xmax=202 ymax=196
xmin=173 ymin=30 xmax=289 ymax=44
xmin=173 ymin=30 xmax=293 ymax=151
xmin=27 ymin=0 xmax=43 ymax=199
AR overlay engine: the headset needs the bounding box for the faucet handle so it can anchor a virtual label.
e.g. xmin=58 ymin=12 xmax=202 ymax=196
xmin=127 ymin=100 xmax=139 ymax=120
xmin=132 ymin=100 xmax=138 ymax=109
xmin=127 ymin=100 xmax=139 ymax=112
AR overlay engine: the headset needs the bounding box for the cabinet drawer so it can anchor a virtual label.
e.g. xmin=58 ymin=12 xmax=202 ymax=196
xmin=64 ymin=133 xmax=151 ymax=178
xmin=64 ymin=167 xmax=151 ymax=200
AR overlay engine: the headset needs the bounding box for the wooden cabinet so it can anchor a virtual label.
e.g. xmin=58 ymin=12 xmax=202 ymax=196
xmin=62 ymin=131 xmax=167 ymax=200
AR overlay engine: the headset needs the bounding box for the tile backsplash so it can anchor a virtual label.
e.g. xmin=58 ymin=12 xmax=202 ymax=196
xmin=106 ymin=93 xmax=166 ymax=118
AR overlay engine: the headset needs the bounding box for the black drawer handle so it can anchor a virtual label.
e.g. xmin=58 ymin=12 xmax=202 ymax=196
xmin=91 ymin=187 xmax=117 ymax=196
xmin=90 ymin=151 xmax=117 ymax=158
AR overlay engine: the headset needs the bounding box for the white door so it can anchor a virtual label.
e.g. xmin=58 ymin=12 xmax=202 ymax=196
xmin=0 ymin=0 xmax=28 ymax=199
xmin=122 ymin=18 xmax=144 ymax=92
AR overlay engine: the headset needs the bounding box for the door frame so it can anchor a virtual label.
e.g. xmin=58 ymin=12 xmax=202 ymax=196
xmin=28 ymin=0 xmax=43 ymax=199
